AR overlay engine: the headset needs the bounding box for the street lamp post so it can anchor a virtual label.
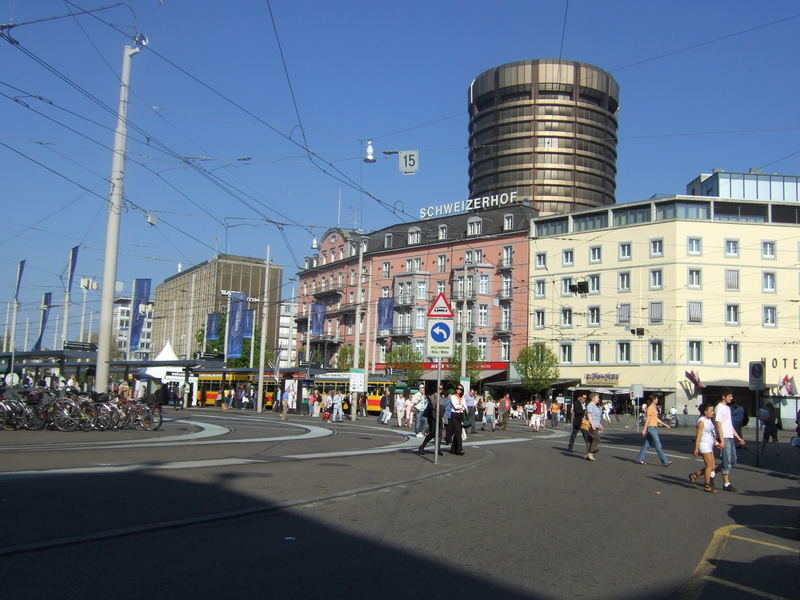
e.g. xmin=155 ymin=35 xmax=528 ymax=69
xmin=350 ymin=237 xmax=364 ymax=421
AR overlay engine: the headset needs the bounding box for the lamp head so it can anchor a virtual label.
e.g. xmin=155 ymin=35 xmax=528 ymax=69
xmin=363 ymin=140 xmax=376 ymax=163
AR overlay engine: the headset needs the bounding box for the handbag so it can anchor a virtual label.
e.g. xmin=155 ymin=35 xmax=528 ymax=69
xmin=580 ymin=417 xmax=591 ymax=431
xmin=462 ymin=413 xmax=474 ymax=429
xmin=322 ymin=411 xmax=331 ymax=420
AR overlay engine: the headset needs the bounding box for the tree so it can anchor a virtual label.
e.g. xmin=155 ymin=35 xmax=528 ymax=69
xmin=445 ymin=344 xmax=483 ymax=390
xmin=514 ymin=343 xmax=559 ymax=396
xmin=384 ymin=343 xmax=424 ymax=386
xmin=195 ymin=318 xmax=274 ymax=369
xmin=335 ymin=344 xmax=365 ymax=370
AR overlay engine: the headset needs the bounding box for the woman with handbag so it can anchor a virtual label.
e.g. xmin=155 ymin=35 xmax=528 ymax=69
xmin=585 ymin=392 xmax=603 ymax=461
xmin=447 ymin=384 xmax=467 ymax=455
xmin=689 ymin=402 xmax=722 ymax=493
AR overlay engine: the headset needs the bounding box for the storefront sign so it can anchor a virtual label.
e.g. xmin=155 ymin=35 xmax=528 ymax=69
xmin=419 ymin=191 xmax=520 ymax=219
xmin=220 ymin=289 xmax=260 ymax=303
xmin=584 ymin=372 xmax=619 ymax=386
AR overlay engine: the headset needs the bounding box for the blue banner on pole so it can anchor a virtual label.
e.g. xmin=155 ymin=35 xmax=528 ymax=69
xmin=32 ymin=292 xmax=52 ymax=351
xmin=377 ymin=297 xmax=395 ymax=331
xmin=243 ymin=309 xmax=254 ymax=338
xmin=227 ymin=293 xmax=248 ymax=358
xmin=14 ymin=260 xmax=25 ymax=301
xmin=206 ymin=313 xmax=220 ymax=340
xmin=311 ymin=303 xmax=326 ymax=335
xmin=66 ymin=246 xmax=79 ymax=296
xmin=129 ymin=278 xmax=151 ymax=351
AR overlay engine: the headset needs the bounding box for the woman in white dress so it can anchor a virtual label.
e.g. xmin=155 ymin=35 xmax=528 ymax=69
xmin=689 ymin=402 xmax=722 ymax=493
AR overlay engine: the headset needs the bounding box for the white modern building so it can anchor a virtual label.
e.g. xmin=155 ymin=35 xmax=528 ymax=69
xmin=113 ymin=297 xmax=154 ymax=361
xmin=277 ymin=299 xmax=298 ymax=369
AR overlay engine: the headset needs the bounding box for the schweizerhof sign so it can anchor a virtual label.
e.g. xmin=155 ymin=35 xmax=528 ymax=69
xmin=419 ymin=191 xmax=520 ymax=220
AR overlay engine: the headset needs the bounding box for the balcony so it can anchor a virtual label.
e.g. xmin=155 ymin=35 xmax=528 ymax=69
xmin=390 ymin=325 xmax=413 ymax=337
xmin=453 ymin=320 xmax=477 ymax=333
xmin=497 ymin=258 xmax=514 ymax=270
xmin=496 ymin=289 xmax=513 ymax=301
xmin=394 ymin=295 xmax=416 ymax=306
xmin=451 ymin=290 xmax=476 ymax=302
xmin=494 ymin=321 xmax=513 ymax=335
xmin=312 ymin=283 xmax=344 ymax=298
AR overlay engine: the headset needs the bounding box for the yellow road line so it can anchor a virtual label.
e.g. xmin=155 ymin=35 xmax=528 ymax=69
xmin=704 ymin=575 xmax=792 ymax=600
xmin=728 ymin=534 xmax=800 ymax=553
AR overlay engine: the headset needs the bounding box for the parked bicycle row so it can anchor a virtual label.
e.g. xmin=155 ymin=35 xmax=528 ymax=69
xmin=0 ymin=387 xmax=162 ymax=432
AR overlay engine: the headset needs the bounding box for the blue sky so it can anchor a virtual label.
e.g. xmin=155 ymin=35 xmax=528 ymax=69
xmin=2 ymin=0 xmax=799 ymax=346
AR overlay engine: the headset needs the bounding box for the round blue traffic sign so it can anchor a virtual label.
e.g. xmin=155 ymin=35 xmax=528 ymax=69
xmin=430 ymin=321 xmax=451 ymax=342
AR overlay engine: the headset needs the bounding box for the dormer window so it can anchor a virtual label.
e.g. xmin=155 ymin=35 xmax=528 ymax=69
xmin=384 ymin=233 xmax=393 ymax=248
xmin=467 ymin=217 xmax=482 ymax=236
xmin=503 ymin=214 xmax=514 ymax=230
xmin=408 ymin=226 xmax=421 ymax=245
xmin=438 ymin=224 xmax=447 ymax=240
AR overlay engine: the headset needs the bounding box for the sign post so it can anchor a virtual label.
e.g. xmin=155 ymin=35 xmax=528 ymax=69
xmin=749 ymin=360 xmax=766 ymax=467
xmin=426 ymin=293 xmax=454 ymax=464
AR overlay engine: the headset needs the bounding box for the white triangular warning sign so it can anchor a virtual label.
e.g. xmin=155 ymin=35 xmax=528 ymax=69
xmin=427 ymin=292 xmax=454 ymax=318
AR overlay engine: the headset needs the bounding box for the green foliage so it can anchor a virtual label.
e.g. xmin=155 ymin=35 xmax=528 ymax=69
xmin=336 ymin=344 xmax=365 ymax=370
xmin=514 ymin=343 xmax=560 ymax=394
xmin=445 ymin=344 xmax=482 ymax=389
xmin=385 ymin=343 xmax=424 ymax=386
xmin=195 ymin=315 xmax=274 ymax=368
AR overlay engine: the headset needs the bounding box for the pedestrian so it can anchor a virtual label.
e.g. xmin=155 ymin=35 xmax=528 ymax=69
xmin=404 ymin=390 xmax=414 ymax=429
xmin=731 ymin=400 xmax=746 ymax=449
xmin=379 ymin=389 xmax=392 ymax=424
xmin=412 ymin=384 xmax=428 ymax=437
xmin=465 ymin=388 xmax=477 ymax=433
xmin=530 ymin=396 xmax=545 ymax=431
xmin=689 ymin=402 xmax=722 ymax=493
xmin=567 ymin=391 xmax=589 ymax=452
xmin=683 ymin=404 xmax=689 ymax=415
xmin=760 ymin=402 xmax=780 ymax=456
xmin=714 ymin=388 xmax=746 ymax=492
xmin=331 ymin=388 xmax=343 ymax=422
xmin=602 ymin=401 xmax=612 ymax=424
xmin=481 ymin=395 xmax=496 ymax=431
xmin=549 ymin=399 xmax=561 ymax=429
xmin=635 ymin=395 xmax=673 ymax=466
xmin=584 ymin=392 xmax=603 ymax=461
xmin=394 ymin=392 xmax=406 ymax=427
xmin=417 ymin=387 xmax=445 ymax=457
xmin=447 ymin=384 xmax=467 ymax=455
xmin=498 ymin=393 xmax=511 ymax=430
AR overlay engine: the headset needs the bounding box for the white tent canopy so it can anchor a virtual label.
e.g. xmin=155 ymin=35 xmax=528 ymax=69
xmin=144 ymin=341 xmax=181 ymax=381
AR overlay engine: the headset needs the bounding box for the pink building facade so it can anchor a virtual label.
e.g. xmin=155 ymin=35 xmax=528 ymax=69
xmin=296 ymin=204 xmax=536 ymax=383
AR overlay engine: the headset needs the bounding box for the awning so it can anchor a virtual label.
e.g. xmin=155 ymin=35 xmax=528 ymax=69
xmin=420 ymin=369 xmax=506 ymax=382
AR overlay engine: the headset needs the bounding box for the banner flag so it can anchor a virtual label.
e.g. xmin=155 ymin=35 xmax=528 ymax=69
xmin=243 ymin=309 xmax=255 ymax=338
xmin=226 ymin=292 xmax=248 ymax=358
xmin=32 ymin=292 xmax=52 ymax=351
xmin=206 ymin=313 xmax=220 ymax=341
xmin=14 ymin=260 xmax=25 ymax=301
xmin=66 ymin=246 xmax=79 ymax=295
xmin=377 ymin=297 xmax=395 ymax=331
xmin=129 ymin=278 xmax=151 ymax=351
xmin=311 ymin=303 xmax=326 ymax=335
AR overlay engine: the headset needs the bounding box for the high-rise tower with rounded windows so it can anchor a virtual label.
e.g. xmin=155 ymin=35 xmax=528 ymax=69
xmin=468 ymin=60 xmax=619 ymax=215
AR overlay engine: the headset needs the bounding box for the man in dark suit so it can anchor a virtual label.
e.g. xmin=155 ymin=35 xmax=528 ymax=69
xmin=567 ymin=391 xmax=589 ymax=452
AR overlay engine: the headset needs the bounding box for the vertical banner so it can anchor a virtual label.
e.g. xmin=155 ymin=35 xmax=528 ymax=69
xmin=14 ymin=260 xmax=25 ymax=301
xmin=66 ymin=246 xmax=79 ymax=295
xmin=377 ymin=297 xmax=395 ymax=331
xmin=243 ymin=309 xmax=254 ymax=338
xmin=129 ymin=278 xmax=151 ymax=351
xmin=206 ymin=313 xmax=220 ymax=340
xmin=226 ymin=292 xmax=248 ymax=359
xmin=311 ymin=303 xmax=326 ymax=335
xmin=32 ymin=292 xmax=52 ymax=351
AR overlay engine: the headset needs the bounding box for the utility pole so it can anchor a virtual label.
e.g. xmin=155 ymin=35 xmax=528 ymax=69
xmin=95 ymin=41 xmax=144 ymax=392
xmin=351 ymin=237 xmax=365 ymax=421
xmin=256 ymin=245 xmax=271 ymax=413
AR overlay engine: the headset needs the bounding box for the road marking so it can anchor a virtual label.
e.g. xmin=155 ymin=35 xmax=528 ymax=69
xmin=728 ymin=534 xmax=800 ymax=553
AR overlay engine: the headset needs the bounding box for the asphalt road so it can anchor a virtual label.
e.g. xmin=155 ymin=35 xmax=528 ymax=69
xmin=0 ymin=410 xmax=797 ymax=600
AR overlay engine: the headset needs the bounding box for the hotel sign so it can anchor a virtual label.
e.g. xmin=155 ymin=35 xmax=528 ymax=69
xmin=584 ymin=372 xmax=619 ymax=386
xmin=419 ymin=191 xmax=520 ymax=219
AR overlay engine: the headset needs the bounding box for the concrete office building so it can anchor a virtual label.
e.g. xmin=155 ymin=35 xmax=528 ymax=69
xmin=152 ymin=254 xmax=282 ymax=361
xmin=277 ymin=299 xmax=298 ymax=369
xmin=468 ymin=59 xmax=619 ymax=215
xmin=112 ymin=297 xmax=153 ymax=360
xmin=527 ymin=192 xmax=800 ymax=415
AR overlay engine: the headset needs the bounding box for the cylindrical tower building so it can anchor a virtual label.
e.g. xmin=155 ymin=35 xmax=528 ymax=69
xmin=468 ymin=60 xmax=619 ymax=215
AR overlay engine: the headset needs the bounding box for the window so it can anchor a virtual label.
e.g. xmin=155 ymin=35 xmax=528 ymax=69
xmin=534 ymin=279 xmax=546 ymax=298
xmin=479 ymin=274 xmax=489 ymax=294
xmin=478 ymin=304 xmax=488 ymax=326
xmin=588 ymin=306 xmax=600 ymax=327
xmin=560 ymin=343 xmax=573 ymax=364
xmin=384 ymin=233 xmax=393 ymax=248
xmin=467 ymin=217 xmax=482 ymax=236
xmin=465 ymin=250 xmax=474 ymax=264
xmin=724 ymin=239 xmax=739 ymax=257
xmin=588 ymin=274 xmax=600 ymax=294
xmin=725 ymin=304 xmax=739 ymax=325
xmin=619 ymin=242 xmax=632 ymax=260
xmin=650 ymin=340 xmax=663 ymax=363
xmin=534 ymin=309 xmax=545 ymax=329
xmin=561 ymin=277 xmax=573 ymax=296
xmin=725 ymin=342 xmax=739 ymax=365
xmin=436 ymin=280 xmax=445 ymax=294
xmin=650 ymin=268 xmax=663 ymax=290
xmin=502 ymin=246 xmax=513 ymax=267
xmin=503 ymin=214 xmax=514 ymax=230
xmin=617 ymin=303 xmax=631 ymax=325
xmin=561 ymin=308 xmax=573 ymax=327
xmin=405 ymin=259 xmax=413 ymax=272
xmin=761 ymin=240 xmax=776 ymax=259
xmin=562 ymin=249 xmax=574 ymax=266
xmin=688 ymin=268 xmax=702 ymax=289
xmin=688 ymin=301 xmax=703 ymax=323
xmin=416 ymin=281 xmax=427 ymax=299
xmin=407 ymin=227 xmax=421 ymax=245
xmin=617 ymin=342 xmax=631 ymax=363
xmin=535 ymin=252 xmax=547 ymax=269
xmin=687 ymin=237 xmax=702 ymax=255
xmin=588 ymin=342 xmax=601 ymax=363
xmin=500 ymin=339 xmax=510 ymax=360
xmin=501 ymin=274 xmax=512 ymax=296
xmin=650 ymin=238 xmax=664 ymax=257
xmin=589 ymin=246 xmax=602 ymax=263
xmin=477 ymin=338 xmax=487 ymax=360
xmin=725 ymin=269 xmax=740 ymax=291
xmin=763 ymin=305 xmax=776 ymax=327
xmin=381 ymin=286 xmax=390 ymax=298
xmin=437 ymin=255 xmax=446 ymax=273
xmin=762 ymin=271 xmax=776 ymax=293
xmin=415 ymin=308 xmax=425 ymax=330
xmin=382 ymin=262 xmax=390 ymax=279
xmin=618 ymin=271 xmax=631 ymax=292
xmin=649 ymin=301 xmax=663 ymax=324
xmin=688 ymin=340 xmax=702 ymax=363
xmin=414 ymin=339 xmax=425 ymax=355
xmin=438 ymin=224 xmax=447 ymax=240
xmin=413 ymin=258 xmax=422 ymax=272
